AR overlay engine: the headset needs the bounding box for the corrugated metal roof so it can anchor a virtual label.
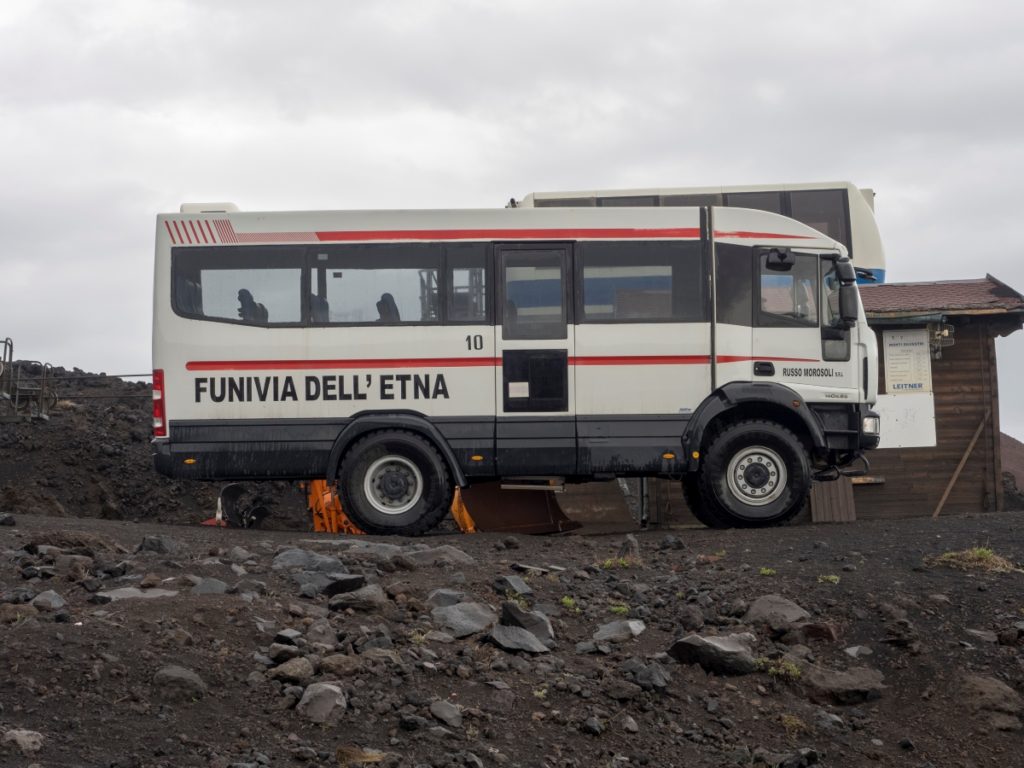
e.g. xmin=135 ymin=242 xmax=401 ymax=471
xmin=860 ymin=275 xmax=1024 ymax=317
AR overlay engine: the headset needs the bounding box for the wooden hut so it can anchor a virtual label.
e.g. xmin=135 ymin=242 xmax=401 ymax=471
xmin=851 ymin=275 xmax=1024 ymax=519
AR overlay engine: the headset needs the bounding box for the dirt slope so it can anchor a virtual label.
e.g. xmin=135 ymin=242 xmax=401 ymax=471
xmin=0 ymin=367 xmax=307 ymax=528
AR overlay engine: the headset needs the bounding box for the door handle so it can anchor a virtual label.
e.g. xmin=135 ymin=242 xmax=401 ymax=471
xmin=754 ymin=361 xmax=775 ymax=376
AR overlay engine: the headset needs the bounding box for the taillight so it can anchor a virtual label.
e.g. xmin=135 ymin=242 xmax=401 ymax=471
xmin=152 ymin=369 xmax=167 ymax=438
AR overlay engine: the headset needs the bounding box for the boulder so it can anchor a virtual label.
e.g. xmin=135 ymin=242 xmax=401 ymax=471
xmin=804 ymin=664 xmax=885 ymax=704
xmin=1 ymin=729 xmax=43 ymax=755
xmin=405 ymin=545 xmax=475 ymax=566
xmin=488 ymin=624 xmax=550 ymax=654
xmin=431 ymin=602 xmax=497 ymax=638
xmin=960 ymin=674 xmax=1024 ymax=716
xmin=136 ymin=535 xmax=184 ymax=556
xmin=296 ymin=682 xmax=347 ymax=723
xmin=29 ymin=590 xmax=66 ymax=612
xmin=272 ymin=548 xmax=346 ymax=572
xmin=667 ymin=633 xmax=758 ymax=675
xmin=321 ymin=574 xmax=367 ymax=597
xmin=430 ymin=699 xmax=463 ymax=728
xmin=267 ymin=656 xmax=315 ymax=685
xmin=320 ymin=654 xmax=363 ymax=677
xmin=593 ymin=619 xmax=646 ymax=644
xmin=744 ymin=595 xmax=810 ymax=628
xmin=327 ymin=584 xmax=388 ymax=611
xmin=153 ymin=665 xmax=208 ymax=700
xmin=426 ymin=588 xmax=466 ymax=608
xmin=494 ymin=575 xmax=533 ymax=596
xmin=501 ymin=602 xmax=555 ymax=648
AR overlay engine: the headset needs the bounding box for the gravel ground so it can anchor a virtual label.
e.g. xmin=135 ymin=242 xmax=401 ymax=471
xmin=2 ymin=510 xmax=1024 ymax=768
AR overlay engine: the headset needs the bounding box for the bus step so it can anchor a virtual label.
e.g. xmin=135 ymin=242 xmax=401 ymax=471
xmin=500 ymin=477 xmax=566 ymax=493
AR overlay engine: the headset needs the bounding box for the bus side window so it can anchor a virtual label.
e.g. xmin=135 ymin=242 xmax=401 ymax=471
xmin=446 ymin=243 xmax=490 ymax=324
xmin=172 ymin=247 xmax=303 ymax=326
xmin=310 ymin=293 xmax=330 ymax=322
xmin=578 ymin=241 xmax=703 ymax=323
xmin=318 ymin=244 xmax=441 ymax=324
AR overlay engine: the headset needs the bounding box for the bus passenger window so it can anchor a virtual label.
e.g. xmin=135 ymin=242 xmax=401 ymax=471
xmin=316 ymin=244 xmax=441 ymax=325
xmin=578 ymin=241 xmax=703 ymax=323
xmin=447 ymin=244 xmax=490 ymax=324
xmin=171 ymin=246 xmax=304 ymax=326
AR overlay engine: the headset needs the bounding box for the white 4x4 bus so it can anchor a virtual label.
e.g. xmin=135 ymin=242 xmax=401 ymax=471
xmin=152 ymin=204 xmax=880 ymax=534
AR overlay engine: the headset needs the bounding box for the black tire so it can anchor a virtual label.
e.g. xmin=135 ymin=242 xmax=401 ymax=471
xmin=697 ymin=419 xmax=810 ymax=528
xmin=681 ymin=475 xmax=729 ymax=529
xmin=338 ymin=430 xmax=452 ymax=536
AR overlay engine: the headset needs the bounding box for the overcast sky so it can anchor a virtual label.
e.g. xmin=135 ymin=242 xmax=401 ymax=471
xmin=3 ymin=1 xmax=1024 ymax=435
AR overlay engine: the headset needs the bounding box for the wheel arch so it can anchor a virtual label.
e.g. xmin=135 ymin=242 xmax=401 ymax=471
xmin=682 ymin=382 xmax=825 ymax=471
xmin=326 ymin=412 xmax=468 ymax=487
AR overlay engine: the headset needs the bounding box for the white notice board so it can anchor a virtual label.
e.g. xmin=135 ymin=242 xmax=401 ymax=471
xmin=883 ymin=329 xmax=932 ymax=394
xmin=875 ymin=392 xmax=937 ymax=448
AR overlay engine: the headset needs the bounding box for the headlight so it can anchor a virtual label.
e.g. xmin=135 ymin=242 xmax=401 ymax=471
xmin=862 ymin=415 xmax=881 ymax=436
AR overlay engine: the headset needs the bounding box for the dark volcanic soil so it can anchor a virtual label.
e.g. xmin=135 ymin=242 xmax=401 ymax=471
xmin=0 ymin=367 xmax=307 ymax=529
xmin=2 ymin=512 xmax=1024 ymax=768
xmin=3 ymin=369 xmax=1024 ymax=767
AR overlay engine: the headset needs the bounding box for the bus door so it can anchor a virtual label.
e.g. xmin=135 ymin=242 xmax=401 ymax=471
xmin=494 ymin=244 xmax=576 ymax=476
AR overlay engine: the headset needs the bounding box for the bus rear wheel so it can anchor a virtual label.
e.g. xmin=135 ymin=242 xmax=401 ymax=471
xmin=697 ymin=419 xmax=809 ymax=528
xmin=338 ymin=430 xmax=452 ymax=536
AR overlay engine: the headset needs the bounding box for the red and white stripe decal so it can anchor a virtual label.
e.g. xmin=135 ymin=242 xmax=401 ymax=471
xmin=186 ymin=355 xmax=817 ymax=372
xmin=165 ymin=220 xmax=817 ymax=246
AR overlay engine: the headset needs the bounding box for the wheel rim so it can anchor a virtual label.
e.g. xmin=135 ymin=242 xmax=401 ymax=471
xmin=363 ymin=455 xmax=424 ymax=515
xmin=726 ymin=445 xmax=787 ymax=507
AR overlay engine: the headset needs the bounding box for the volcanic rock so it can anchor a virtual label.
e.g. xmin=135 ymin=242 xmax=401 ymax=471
xmin=489 ymin=624 xmax=550 ymax=653
xmin=431 ymin=602 xmax=497 ymax=638
xmin=297 ymin=682 xmax=347 ymax=723
xmin=667 ymin=632 xmax=758 ymax=675
xmin=153 ymin=665 xmax=208 ymax=700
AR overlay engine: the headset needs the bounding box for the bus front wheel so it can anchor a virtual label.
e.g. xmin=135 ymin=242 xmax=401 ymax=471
xmin=338 ymin=430 xmax=453 ymax=536
xmin=697 ymin=419 xmax=809 ymax=528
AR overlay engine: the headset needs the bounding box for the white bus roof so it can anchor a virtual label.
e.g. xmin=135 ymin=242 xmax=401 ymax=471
xmin=516 ymin=181 xmax=874 ymax=209
xmin=157 ymin=206 xmax=845 ymax=254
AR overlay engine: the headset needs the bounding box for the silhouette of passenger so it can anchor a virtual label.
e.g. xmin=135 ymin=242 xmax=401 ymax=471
xmin=238 ymin=289 xmax=269 ymax=323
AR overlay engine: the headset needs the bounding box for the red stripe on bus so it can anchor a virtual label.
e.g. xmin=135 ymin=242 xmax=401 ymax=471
xmin=716 ymin=355 xmax=818 ymax=363
xmin=189 ymin=220 xmax=203 ymax=244
xmin=172 ymin=220 xmax=186 ymax=244
xmin=186 ymin=357 xmax=502 ymax=371
xmin=187 ymin=354 xmax=825 ymax=371
xmin=203 ymin=220 xmax=217 ymax=243
xmin=713 ymin=230 xmax=815 ymax=240
xmin=164 ymin=221 xmax=176 ymax=244
xmin=314 ymin=227 xmax=703 ymax=242
xmin=570 ymin=355 xmax=710 ymax=365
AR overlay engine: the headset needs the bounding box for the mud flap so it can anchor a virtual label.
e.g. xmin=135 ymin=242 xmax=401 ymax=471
xmin=457 ymin=481 xmax=582 ymax=535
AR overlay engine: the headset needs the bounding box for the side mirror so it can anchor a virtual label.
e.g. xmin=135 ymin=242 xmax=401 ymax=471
xmin=839 ymin=283 xmax=859 ymax=326
xmin=835 ymin=259 xmax=856 ymax=283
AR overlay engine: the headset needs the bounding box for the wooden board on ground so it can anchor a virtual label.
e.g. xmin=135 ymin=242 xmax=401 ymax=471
xmin=810 ymin=477 xmax=857 ymax=523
